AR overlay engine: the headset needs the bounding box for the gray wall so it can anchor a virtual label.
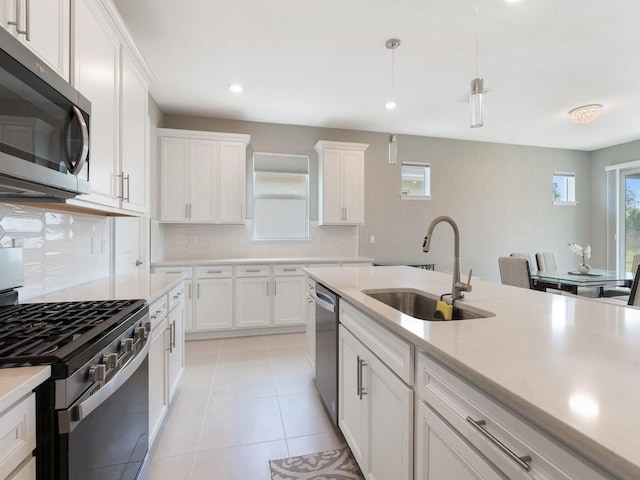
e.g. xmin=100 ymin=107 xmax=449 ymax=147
xmin=162 ymin=114 xmax=592 ymax=282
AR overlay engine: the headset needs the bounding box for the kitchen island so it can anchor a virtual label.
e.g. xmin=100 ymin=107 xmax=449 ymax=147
xmin=305 ymin=265 xmax=640 ymax=480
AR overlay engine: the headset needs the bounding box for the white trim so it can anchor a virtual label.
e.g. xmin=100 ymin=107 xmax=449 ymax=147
xmin=156 ymin=128 xmax=250 ymax=145
xmin=400 ymin=195 xmax=432 ymax=201
xmin=553 ymin=201 xmax=578 ymax=206
xmin=314 ymin=140 xmax=369 ymax=153
xmin=605 ymin=159 xmax=640 ymax=172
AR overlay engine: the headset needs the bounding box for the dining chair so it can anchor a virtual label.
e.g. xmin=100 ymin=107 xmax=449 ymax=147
xmin=510 ymin=253 xmax=536 ymax=273
xmin=535 ymin=252 xmax=558 ymax=272
xmin=627 ymin=267 xmax=640 ymax=306
xmin=498 ymin=257 xmax=533 ymax=289
xmin=602 ymin=253 xmax=640 ymax=298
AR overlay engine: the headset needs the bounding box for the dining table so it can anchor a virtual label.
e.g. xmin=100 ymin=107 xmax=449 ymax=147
xmin=531 ymin=269 xmax=633 ymax=296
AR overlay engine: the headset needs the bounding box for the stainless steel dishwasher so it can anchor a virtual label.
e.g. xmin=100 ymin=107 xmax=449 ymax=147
xmin=312 ymin=282 xmax=339 ymax=425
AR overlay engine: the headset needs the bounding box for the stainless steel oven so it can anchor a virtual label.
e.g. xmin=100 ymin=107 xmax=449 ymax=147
xmin=0 ymin=26 xmax=90 ymax=200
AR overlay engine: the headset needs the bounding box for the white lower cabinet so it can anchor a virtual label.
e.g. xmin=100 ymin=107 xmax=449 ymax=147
xmin=148 ymin=297 xmax=168 ymax=447
xmin=305 ymin=276 xmax=316 ymax=372
xmin=273 ymin=274 xmax=305 ymax=326
xmin=195 ymin=278 xmax=233 ymax=330
xmin=415 ymin=352 xmax=615 ymax=480
xmin=235 ymin=276 xmax=270 ymax=328
xmin=0 ymin=392 xmax=35 ymax=480
xmin=339 ymin=324 xmax=413 ymax=480
xmin=148 ymin=282 xmax=185 ymax=448
xmin=167 ymin=284 xmax=185 ymax=402
xmin=416 ymin=401 xmax=505 ymax=480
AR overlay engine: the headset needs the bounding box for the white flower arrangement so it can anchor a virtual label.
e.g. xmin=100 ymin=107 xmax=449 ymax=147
xmin=568 ymin=243 xmax=591 ymax=266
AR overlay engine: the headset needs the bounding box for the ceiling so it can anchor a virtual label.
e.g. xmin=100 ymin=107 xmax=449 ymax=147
xmin=112 ymin=0 xmax=640 ymax=152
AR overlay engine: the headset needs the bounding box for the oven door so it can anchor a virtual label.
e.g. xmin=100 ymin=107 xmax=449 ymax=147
xmin=58 ymin=342 xmax=149 ymax=480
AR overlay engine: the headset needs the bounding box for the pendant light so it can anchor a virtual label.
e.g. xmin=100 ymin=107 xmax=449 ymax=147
xmin=470 ymin=0 xmax=484 ymax=128
xmin=385 ymin=38 xmax=401 ymax=164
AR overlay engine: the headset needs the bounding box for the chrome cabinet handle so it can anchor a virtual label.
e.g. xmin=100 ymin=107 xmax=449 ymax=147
xmin=358 ymin=358 xmax=367 ymax=399
xmin=356 ymin=355 xmax=361 ymax=397
xmin=9 ymin=0 xmax=29 ymax=39
xmin=185 ymin=203 xmax=189 ymax=218
xmin=466 ymin=416 xmax=532 ymax=471
xmin=124 ymin=174 xmax=131 ymax=202
xmin=283 ymin=268 xmax=297 ymax=272
xmin=171 ymin=321 xmax=176 ymax=349
xmin=246 ymin=269 xmax=261 ymax=273
xmin=266 ymin=282 xmax=269 ymax=296
xmin=207 ymin=270 xmax=222 ymax=274
xmin=188 ymin=283 xmax=192 ymax=299
xmin=197 ymin=284 xmax=201 ymax=298
xmin=274 ymin=281 xmax=277 ymax=296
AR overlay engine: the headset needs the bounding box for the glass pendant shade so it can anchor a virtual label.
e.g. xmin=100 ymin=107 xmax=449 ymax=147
xmin=470 ymin=77 xmax=484 ymax=128
xmin=388 ymin=134 xmax=398 ymax=165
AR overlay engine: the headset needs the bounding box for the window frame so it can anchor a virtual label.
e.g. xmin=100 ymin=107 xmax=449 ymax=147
xmin=552 ymin=172 xmax=577 ymax=206
xmin=252 ymin=152 xmax=310 ymax=241
xmin=400 ymin=161 xmax=432 ymax=200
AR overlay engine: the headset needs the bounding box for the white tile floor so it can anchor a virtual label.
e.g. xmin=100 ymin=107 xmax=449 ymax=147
xmin=148 ymin=333 xmax=345 ymax=479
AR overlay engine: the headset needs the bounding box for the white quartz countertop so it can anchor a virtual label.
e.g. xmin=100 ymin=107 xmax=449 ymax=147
xmin=152 ymin=256 xmax=373 ymax=267
xmin=23 ymin=274 xmax=185 ymax=304
xmin=305 ymin=265 xmax=640 ymax=480
xmin=0 ymin=366 xmax=50 ymax=412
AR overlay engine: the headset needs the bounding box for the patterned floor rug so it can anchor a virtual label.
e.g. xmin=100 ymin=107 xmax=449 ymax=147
xmin=269 ymin=447 xmax=365 ymax=480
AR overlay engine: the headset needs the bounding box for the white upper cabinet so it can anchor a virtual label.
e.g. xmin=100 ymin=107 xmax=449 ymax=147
xmin=0 ymin=0 xmax=70 ymax=80
xmin=72 ymin=0 xmax=152 ymax=214
xmin=157 ymin=129 xmax=250 ymax=223
xmin=316 ymin=141 xmax=368 ymax=225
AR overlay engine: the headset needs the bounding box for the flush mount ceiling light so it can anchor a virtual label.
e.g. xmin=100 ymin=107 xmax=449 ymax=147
xmin=385 ymin=38 xmax=401 ymax=164
xmin=229 ymin=84 xmax=243 ymax=93
xmin=569 ymin=104 xmax=602 ymax=124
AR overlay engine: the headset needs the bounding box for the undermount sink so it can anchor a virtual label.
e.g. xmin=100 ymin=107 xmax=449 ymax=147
xmin=363 ymin=289 xmax=495 ymax=321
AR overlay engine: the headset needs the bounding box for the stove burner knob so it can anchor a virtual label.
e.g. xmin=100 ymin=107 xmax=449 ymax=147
xmin=135 ymin=326 xmax=147 ymax=340
xmin=103 ymin=353 xmax=117 ymax=369
xmin=88 ymin=364 xmax=106 ymax=382
xmin=121 ymin=338 xmax=133 ymax=353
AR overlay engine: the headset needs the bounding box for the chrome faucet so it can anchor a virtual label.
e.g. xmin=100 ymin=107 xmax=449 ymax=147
xmin=422 ymin=215 xmax=473 ymax=300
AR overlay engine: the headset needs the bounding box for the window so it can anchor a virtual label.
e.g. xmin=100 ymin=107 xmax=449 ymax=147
xmin=253 ymin=153 xmax=309 ymax=240
xmin=553 ymin=172 xmax=576 ymax=204
xmin=401 ymin=162 xmax=431 ymax=199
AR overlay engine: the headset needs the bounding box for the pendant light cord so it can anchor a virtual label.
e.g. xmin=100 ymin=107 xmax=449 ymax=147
xmin=475 ymin=0 xmax=480 ymax=77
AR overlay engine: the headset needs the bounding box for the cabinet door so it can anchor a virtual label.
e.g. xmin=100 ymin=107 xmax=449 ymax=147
xmin=190 ymin=139 xmax=219 ymax=222
xmin=367 ymin=348 xmax=413 ymax=480
xmin=73 ymin=0 xmax=119 ymax=207
xmin=415 ymin=401 xmax=506 ymax=480
xmin=342 ymin=150 xmax=364 ymax=224
xmin=218 ymin=141 xmax=245 ymax=223
xmin=273 ymin=276 xmax=305 ymax=326
xmin=167 ymin=301 xmax=185 ymax=402
xmin=3 ymin=0 xmax=70 ymax=80
xmin=148 ymin=316 xmax=168 ymax=446
xmin=159 ymin=137 xmax=189 ymax=221
xmin=195 ymin=278 xmax=232 ymax=331
xmin=305 ymin=285 xmax=316 ymax=372
xmin=119 ymin=47 xmax=148 ymax=213
xmin=338 ymin=326 xmax=367 ymax=467
xmin=184 ymin=279 xmax=193 ymax=332
xmin=320 ymin=148 xmax=344 ymax=225
xmin=235 ymin=277 xmax=270 ymax=328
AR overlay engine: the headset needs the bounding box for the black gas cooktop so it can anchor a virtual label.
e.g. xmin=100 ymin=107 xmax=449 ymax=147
xmin=0 ymin=299 xmax=146 ymax=367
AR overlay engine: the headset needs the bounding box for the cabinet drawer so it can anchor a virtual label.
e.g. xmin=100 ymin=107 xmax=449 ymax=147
xmin=168 ymin=283 xmax=185 ymax=311
xmin=235 ymin=264 xmax=270 ymax=277
xmin=149 ymin=297 xmax=168 ymax=332
xmin=196 ymin=265 xmax=232 ymax=278
xmin=340 ymin=301 xmax=413 ymax=385
xmin=0 ymin=394 xmax=35 ymax=480
xmin=416 ymin=352 xmax=614 ymax=480
xmin=153 ymin=266 xmax=193 ymax=278
xmin=273 ymin=264 xmax=306 ymax=276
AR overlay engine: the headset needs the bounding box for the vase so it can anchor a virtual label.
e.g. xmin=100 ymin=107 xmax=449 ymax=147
xmin=578 ymin=264 xmax=590 ymax=274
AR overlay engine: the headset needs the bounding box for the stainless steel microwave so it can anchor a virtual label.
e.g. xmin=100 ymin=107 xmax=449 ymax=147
xmin=0 ymin=27 xmax=90 ymax=201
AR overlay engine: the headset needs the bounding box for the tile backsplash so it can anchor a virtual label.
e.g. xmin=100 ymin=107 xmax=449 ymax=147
xmin=0 ymin=203 xmax=111 ymax=300
xmin=159 ymin=221 xmax=359 ymax=260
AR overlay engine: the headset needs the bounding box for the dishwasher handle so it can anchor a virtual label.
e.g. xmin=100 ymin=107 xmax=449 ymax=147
xmin=311 ymin=291 xmax=335 ymax=313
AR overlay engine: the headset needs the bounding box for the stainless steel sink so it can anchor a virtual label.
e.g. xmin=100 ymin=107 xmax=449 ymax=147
xmin=363 ymin=289 xmax=495 ymax=321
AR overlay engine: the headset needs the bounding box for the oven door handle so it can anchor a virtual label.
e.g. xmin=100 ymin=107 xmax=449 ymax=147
xmin=59 ymin=340 xmax=150 ymax=434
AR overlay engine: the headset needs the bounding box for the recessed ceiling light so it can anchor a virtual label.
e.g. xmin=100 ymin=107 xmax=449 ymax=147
xmin=569 ymin=104 xmax=602 ymax=124
xmin=385 ymin=101 xmax=397 ymax=110
xmin=229 ymin=84 xmax=243 ymax=93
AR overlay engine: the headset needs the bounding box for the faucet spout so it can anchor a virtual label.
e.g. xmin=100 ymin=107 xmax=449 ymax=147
xmin=422 ymin=215 xmax=472 ymax=301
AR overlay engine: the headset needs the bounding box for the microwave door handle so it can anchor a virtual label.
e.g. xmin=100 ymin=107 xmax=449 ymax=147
xmin=69 ymin=106 xmax=89 ymax=175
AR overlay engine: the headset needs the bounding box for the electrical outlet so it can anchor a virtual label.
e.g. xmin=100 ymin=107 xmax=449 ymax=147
xmin=369 ymin=235 xmax=375 ymax=244
xmin=237 ymin=236 xmax=246 ymax=246
xmin=189 ymin=235 xmax=197 ymax=245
